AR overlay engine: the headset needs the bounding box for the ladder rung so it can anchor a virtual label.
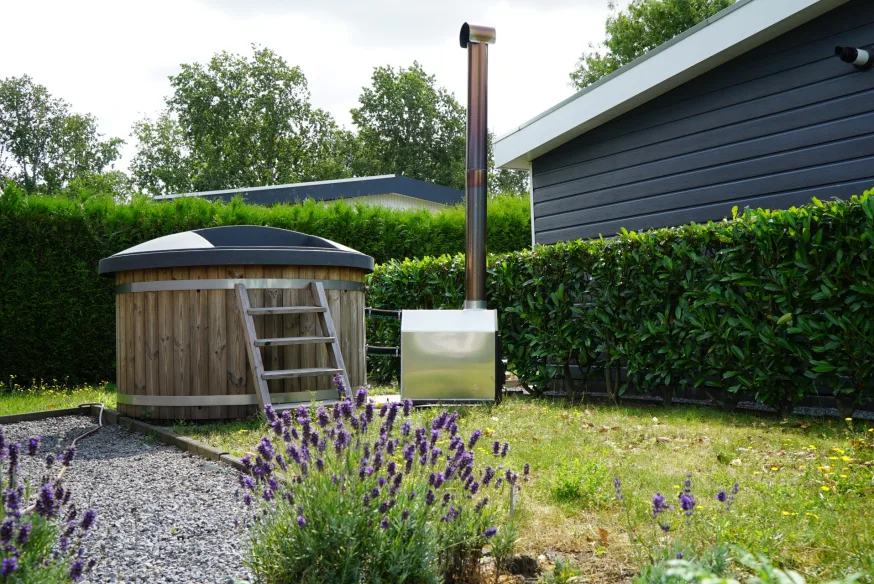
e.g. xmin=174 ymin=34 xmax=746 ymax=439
xmin=262 ymin=367 xmax=342 ymax=380
xmin=255 ymin=336 xmax=335 ymax=347
xmin=247 ymin=306 xmax=326 ymax=316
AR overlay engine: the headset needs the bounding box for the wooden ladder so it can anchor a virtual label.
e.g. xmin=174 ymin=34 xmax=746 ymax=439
xmin=235 ymin=282 xmax=352 ymax=411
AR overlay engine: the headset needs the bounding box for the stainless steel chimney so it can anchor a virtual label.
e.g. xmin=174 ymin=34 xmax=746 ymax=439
xmin=460 ymin=23 xmax=496 ymax=310
xmin=399 ymin=23 xmax=502 ymax=404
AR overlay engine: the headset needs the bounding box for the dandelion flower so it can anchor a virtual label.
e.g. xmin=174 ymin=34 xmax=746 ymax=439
xmin=771 ymin=466 xmax=779 ymax=471
xmin=820 ymin=486 xmax=831 ymax=492
xmin=841 ymin=456 xmax=851 ymax=462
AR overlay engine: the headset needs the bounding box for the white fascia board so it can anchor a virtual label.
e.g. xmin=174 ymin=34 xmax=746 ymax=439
xmin=495 ymin=0 xmax=849 ymax=170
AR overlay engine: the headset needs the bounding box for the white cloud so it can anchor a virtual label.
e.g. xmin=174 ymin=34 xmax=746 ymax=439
xmin=0 ymin=0 xmax=610 ymax=172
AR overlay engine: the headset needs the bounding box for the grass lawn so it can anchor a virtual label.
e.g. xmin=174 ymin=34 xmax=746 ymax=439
xmin=0 ymin=380 xmax=117 ymax=416
xmin=174 ymin=393 xmax=874 ymax=582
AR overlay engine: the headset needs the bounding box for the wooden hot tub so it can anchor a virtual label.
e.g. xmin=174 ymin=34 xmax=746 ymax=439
xmin=98 ymin=226 xmax=374 ymax=420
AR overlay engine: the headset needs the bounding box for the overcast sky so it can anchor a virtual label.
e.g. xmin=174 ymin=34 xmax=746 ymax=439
xmin=0 ymin=0 xmax=613 ymax=171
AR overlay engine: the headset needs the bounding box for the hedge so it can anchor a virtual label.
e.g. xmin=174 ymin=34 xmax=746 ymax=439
xmin=367 ymin=190 xmax=874 ymax=411
xmin=0 ymin=185 xmax=530 ymax=384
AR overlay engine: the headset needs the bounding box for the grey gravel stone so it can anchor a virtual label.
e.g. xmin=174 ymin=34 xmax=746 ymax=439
xmin=3 ymin=416 xmax=252 ymax=584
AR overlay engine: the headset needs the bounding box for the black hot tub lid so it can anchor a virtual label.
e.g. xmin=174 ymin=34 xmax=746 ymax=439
xmin=98 ymin=226 xmax=374 ymax=275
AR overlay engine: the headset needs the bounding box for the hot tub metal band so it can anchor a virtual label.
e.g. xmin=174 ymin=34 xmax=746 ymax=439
xmin=117 ymin=389 xmax=341 ymax=407
xmin=115 ymin=278 xmax=364 ymax=294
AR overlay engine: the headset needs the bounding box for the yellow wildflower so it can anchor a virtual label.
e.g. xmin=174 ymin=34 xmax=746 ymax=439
xmin=808 ymin=445 xmax=817 ymax=450
xmin=821 ymin=486 xmax=831 ymax=492
xmin=840 ymin=474 xmax=848 ymax=478
xmin=832 ymin=448 xmax=845 ymax=454
xmin=829 ymin=456 xmax=839 ymax=460
xmin=771 ymin=466 xmax=779 ymax=471
xmin=818 ymin=466 xmax=831 ymax=471
xmin=841 ymin=456 xmax=852 ymax=462
xmin=845 ymin=417 xmax=853 ymax=422
xmin=805 ymin=512 xmax=819 ymax=519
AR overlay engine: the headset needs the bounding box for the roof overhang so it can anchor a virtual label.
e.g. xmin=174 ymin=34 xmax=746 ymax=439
xmin=495 ymin=0 xmax=849 ymax=169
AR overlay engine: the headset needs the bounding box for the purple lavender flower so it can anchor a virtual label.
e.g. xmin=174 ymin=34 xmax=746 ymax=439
xmin=660 ymin=524 xmax=672 ymax=532
xmin=0 ymin=520 xmax=13 ymax=544
xmin=1 ymin=557 xmax=18 ymax=577
xmin=69 ymin=559 xmax=85 ymax=581
xmin=482 ymin=466 xmax=495 ymax=486
xmin=468 ymin=430 xmax=482 ymax=449
xmin=474 ymin=497 xmax=489 ymax=513
xmin=81 ymin=509 xmax=97 ymax=531
xmin=355 ymin=388 xmax=368 ymax=407
xmin=679 ymin=493 xmax=696 ymax=517
xmin=401 ymin=509 xmax=410 ymax=521
xmin=676 ymin=552 xmax=684 ymax=559
xmin=281 ymin=410 xmax=292 ymax=427
xmin=651 ymin=493 xmax=673 ymax=518
xmin=243 ymin=493 xmax=253 ymax=506
xmin=7 ymin=442 xmax=20 ymax=470
xmin=363 ymin=494 xmax=371 ymax=506
xmin=430 ymin=430 xmax=440 ymax=446
xmin=716 ymin=490 xmax=727 ymax=503
xmin=16 ymin=522 xmax=31 ymax=546
xmin=316 ymin=407 xmax=330 ymax=428
xmin=425 ymin=490 xmax=435 ymax=505
xmin=275 ymin=454 xmax=288 ymax=472
xmin=484 ymin=527 xmax=497 ymax=537
xmin=241 ymin=453 xmax=253 ymax=472
xmin=257 ymin=437 xmax=275 ymax=461
xmin=378 ymin=404 xmax=388 ymax=418
xmin=492 ymin=441 xmax=500 ymax=456
xmin=524 ymin=463 xmax=530 ymax=476
xmin=401 ymin=421 xmax=411 ymax=436
xmin=264 ymin=404 xmax=277 ymax=423
xmin=60 ymin=446 xmax=76 ymax=467
xmin=297 ymin=515 xmax=307 ymax=527
xmin=377 ymin=477 xmax=386 ymax=488
xmin=371 ymin=487 xmax=381 ymax=498
xmin=365 ymin=402 xmax=374 ymax=423
xmin=403 ymin=399 xmax=413 ymax=416
xmin=45 ymin=452 xmax=55 ymax=469
xmin=387 ymin=461 xmax=396 ymax=476
xmin=443 ymin=492 xmax=452 ymax=504
xmin=316 ymin=458 xmax=325 ymax=472
xmin=501 ymin=442 xmax=509 ymax=457
xmin=27 ymin=436 xmax=41 ymax=456
xmin=380 ymin=516 xmax=390 ymax=529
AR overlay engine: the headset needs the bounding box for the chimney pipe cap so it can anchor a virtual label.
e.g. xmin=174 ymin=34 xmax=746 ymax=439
xmin=460 ymin=23 xmax=496 ymax=48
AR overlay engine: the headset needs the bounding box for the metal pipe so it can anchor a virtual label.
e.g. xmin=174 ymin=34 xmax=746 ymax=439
xmin=459 ymin=23 xmax=495 ymax=310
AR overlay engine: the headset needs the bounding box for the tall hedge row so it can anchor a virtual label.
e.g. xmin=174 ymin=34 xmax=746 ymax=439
xmin=0 ymin=186 xmax=530 ymax=384
xmin=367 ymin=190 xmax=874 ymax=411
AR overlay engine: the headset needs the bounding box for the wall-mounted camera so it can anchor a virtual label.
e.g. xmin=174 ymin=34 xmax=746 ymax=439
xmin=835 ymin=45 xmax=873 ymax=70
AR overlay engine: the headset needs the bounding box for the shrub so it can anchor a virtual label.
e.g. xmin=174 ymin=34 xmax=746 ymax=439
xmin=238 ymin=390 xmax=527 ymax=583
xmin=0 ymin=428 xmax=97 ymax=581
xmin=0 ymin=184 xmax=530 ymax=385
xmin=367 ymin=190 xmax=874 ymax=411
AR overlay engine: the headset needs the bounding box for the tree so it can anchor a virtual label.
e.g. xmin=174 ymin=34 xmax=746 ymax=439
xmin=569 ymin=0 xmax=736 ymax=90
xmin=351 ymin=62 xmax=466 ymax=191
xmin=487 ymin=131 xmax=528 ymax=197
xmin=0 ymin=75 xmax=123 ymax=194
xmin=131 ymin=45 xmax=350 ymax=196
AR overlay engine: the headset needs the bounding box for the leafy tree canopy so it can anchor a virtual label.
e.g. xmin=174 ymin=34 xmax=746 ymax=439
xmin=351 ymin=62 xmax=467 ymax=191
xmin=131 ymin=45 xmax=349 ymax=196
xmin=569 ymin=0 xmax=736 ymax=90
xmin=0 ymin=75 xmax=123 ymax=194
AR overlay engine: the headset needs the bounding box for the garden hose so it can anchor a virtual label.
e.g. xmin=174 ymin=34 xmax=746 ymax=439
xmin=21 ymin=402 xmax=106 ymax=513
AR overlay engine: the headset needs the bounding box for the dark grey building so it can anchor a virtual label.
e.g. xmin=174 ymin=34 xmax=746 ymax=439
xmin=495 ymin=0 xmax=874 ymax=244
xmin=155 ymin=174 xmax=463 ymax=212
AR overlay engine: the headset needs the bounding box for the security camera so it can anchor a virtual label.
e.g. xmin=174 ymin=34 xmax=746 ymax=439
xmin=835 ymin=46 xmax=873 ymax=70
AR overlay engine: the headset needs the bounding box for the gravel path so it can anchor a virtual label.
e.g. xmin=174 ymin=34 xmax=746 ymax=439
xmin=3 ymin=416 xmax=251 ymax=584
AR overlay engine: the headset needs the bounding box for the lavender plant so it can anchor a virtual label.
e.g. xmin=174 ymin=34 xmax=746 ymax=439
xmin=0 ymin=427 xmax=97 ymax=582
xmin=239 ymin=389 xmax=527 ymax=584
xmin=615 ymin=474 xmax=740 ymax=576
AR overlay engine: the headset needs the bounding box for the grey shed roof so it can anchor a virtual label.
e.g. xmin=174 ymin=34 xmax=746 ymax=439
xmin=98 ymin=226 xmax=374 ymax=275
xmin=154 ymin=174 xmax=464 ymax=206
